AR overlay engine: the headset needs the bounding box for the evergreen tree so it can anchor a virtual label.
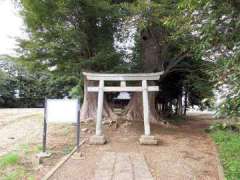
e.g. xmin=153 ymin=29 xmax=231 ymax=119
xmin=13 ymin=0 xmax=239 ymax=119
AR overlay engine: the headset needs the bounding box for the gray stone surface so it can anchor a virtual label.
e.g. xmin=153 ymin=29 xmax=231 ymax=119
xmin=113 ymin=153 xmax=133 ymax=180
xmin=94 ymin=152 xmax=153 ymax=180
xmin=131 ymin=153 xmax=153 ymax=180
xmin=95 ymin=152 xmax=115 ymax=180
xmin=139 ymin=135 xmax=158 ymax=145
xmin=89 ymin=135 xmax=106 ymax=145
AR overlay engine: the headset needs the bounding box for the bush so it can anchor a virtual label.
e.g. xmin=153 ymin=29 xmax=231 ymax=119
xmin=206 ymin=123 xmax=240 ymax=133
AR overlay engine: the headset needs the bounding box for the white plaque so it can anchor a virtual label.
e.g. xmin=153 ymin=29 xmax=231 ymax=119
xmin=46 ymin=99 xmax=79 ymax=123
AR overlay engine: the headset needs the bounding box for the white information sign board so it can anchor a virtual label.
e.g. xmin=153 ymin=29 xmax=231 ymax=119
xmin=46 ymin=99 xmax=79 ymax=123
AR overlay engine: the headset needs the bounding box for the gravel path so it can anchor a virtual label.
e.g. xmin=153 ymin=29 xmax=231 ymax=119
xmin=0 ymin=109 xmax=43 ymax=156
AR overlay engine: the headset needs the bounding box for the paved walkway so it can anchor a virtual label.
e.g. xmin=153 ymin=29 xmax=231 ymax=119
xmin=95 ymin=152 xmax=153 ymax=180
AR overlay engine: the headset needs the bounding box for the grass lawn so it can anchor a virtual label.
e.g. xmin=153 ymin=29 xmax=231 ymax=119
xmin=0 ymin=144 xmax=41 ymax=180
xmin=210 ymin=130 xmax=240 ymax=180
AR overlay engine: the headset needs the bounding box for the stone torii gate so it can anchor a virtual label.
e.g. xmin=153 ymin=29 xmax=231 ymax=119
xmin=82 ymin=72 xmax=163 ymax=145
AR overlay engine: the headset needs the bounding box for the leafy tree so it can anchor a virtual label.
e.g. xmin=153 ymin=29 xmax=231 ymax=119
xmin=0 ymin=60 xmax=19 ymax=107
xmin=122 ymin=0 xmax=215 ymax=118
xmin=173 ymin=0 xmax=240 ymax=118
xmin=15 ymin=0 xmax=127 ymax=119
xmin=13 ymin=0 xmax=239 ymax=120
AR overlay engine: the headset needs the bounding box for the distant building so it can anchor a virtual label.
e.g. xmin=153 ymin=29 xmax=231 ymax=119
xmin=113 ymin=92 xmax=131 ymax=108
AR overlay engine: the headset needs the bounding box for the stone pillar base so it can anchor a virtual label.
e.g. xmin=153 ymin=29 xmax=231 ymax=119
xmin=36 ymin=152 xmax=52 ymax=164
xmin=139 ymin=135 xmax=158 ymax=145
xmin=89 ymin=135 xmax=106 ymax=145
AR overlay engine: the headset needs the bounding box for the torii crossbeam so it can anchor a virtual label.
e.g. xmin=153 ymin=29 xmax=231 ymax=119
xmin=82 ymin=72 xmax=163 ymax=145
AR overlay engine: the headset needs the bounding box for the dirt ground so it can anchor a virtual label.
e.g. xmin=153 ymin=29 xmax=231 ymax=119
xmin=0 ymin=108 xmax=76 ymax=179
xmin=0 ymin=108 xmax=43 ymax=156
xmin=49 ymin=112 xmax=221 ymax=180
xmin=0 ymin=109 xmax=221 ymax=180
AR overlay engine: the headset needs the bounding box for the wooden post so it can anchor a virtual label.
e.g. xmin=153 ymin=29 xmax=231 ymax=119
xmin=96 ymin=80 xmax=104 ymax=136
xmin=142 ymin=80 xmax=150 ymax=136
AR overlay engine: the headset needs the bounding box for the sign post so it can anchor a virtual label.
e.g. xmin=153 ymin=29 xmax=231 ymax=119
xmin=39 ymin=98 xmax=81 ymax=158
xmin=43 ymin=98 xmax=47 ymax=153
xmin=76 ymin=99 xmax=81 ymax=152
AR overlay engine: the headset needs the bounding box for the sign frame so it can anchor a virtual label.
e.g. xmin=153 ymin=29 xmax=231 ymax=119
xmin=42 ymin=98 xmax=81 ymax=153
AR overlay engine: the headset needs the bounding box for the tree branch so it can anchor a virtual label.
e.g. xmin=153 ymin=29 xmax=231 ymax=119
xmin=164 ymin=52 xmax=190 ymax=74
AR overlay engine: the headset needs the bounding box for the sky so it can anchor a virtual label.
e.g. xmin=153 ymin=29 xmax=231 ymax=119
xmin=0 ymin=0 xmax=25 ymax=56
xmin=0 ymin=0 xmax=133 ymax=57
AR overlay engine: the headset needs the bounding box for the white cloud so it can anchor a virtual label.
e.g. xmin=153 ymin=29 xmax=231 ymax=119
xmin=0 ymin=0 xmax=25 ymax=55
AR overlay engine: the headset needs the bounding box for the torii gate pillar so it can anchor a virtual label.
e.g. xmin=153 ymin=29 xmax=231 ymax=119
xmin=83 ymin=72 xmax=163 ymax=145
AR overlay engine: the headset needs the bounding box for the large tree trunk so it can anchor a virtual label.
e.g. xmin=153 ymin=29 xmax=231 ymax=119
xmin=124 ymin=26 xmax=167 ymax=123
xmin=80 ymin=78 xmax=117 ymax=122
xmin=125 ymin=93 xmax=143 ymax=121
xmin=125 ymin=92 xmax=160 ymax=123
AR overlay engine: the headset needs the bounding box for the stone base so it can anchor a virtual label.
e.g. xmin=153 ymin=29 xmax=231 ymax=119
xmin=36 ymin=152 xmax=52 ymax=164
xmin=139 ymin=135 xmax=158 ymax=145
xmin=89 ymin=135 xmax=106 ymax=145
xmin=36 ymin=152 xmax=52 ymax=158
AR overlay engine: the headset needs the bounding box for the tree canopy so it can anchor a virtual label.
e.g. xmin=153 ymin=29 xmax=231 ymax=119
xmin=1 ymin=0 xmax=238 ymax=118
